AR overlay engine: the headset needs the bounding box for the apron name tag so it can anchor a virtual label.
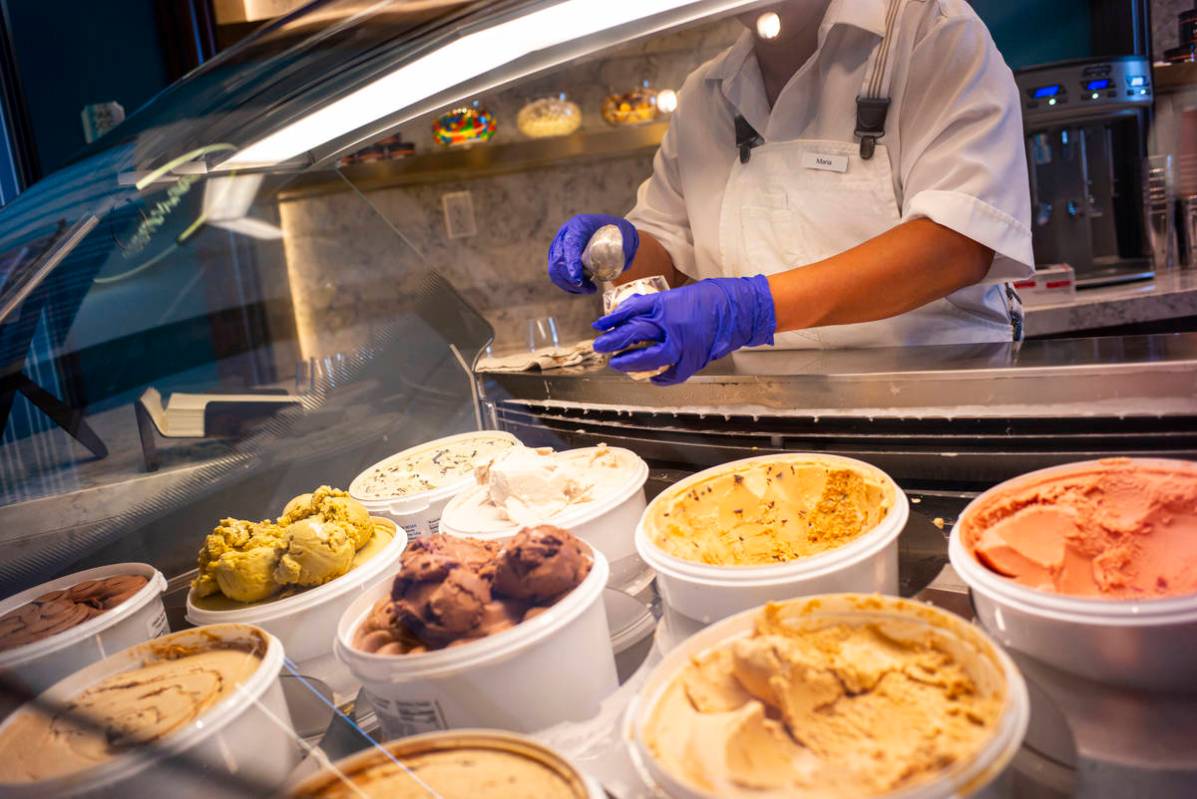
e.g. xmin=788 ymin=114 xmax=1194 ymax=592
xmin=801 ymin=151 xmax=848 ymax=173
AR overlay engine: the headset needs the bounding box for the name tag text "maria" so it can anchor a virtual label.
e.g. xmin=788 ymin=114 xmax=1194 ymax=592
xmin=801 ymin=151 xmax=848 ymax=173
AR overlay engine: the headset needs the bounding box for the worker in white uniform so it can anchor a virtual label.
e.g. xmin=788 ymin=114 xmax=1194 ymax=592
xmin=546 ymin=0 xmax=1033 ymax=385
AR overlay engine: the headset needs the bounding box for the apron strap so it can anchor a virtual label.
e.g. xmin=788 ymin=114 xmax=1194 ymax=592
xmin=855 ymin=0 xmax=905 ymax=159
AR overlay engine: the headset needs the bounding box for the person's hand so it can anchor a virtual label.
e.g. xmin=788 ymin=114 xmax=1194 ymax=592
xmin=547 ymin=214 xmax=639 ymax=294
xmin=592 ymin=275 xmax=776 ymax=385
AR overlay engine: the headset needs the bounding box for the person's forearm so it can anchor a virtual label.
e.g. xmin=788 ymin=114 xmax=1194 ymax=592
xmin=616 ymin=229 xmax=685 ymax=288
xmin=766 ymin=219 xmax=993 ymax=332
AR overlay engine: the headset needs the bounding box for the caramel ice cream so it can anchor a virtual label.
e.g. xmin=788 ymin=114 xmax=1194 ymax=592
xmin=292 ymin=733 xmax=585 ymax=798
xmin=646 ymin=455 xmax=894 ymax=566
xmin=642 ymin=599 xmax=1004 ymax=798
xmin=444 ymin=444 xmax=641 ymax=534
xmin=961 ymin=458 xmax=1197 ymax=599
xmin=351 ymin=433 xmax=518 ymax=500
xmin=353 ymin=526 xmax=591 ymax=654
xmin=0 ymin=575 xmax=148 ymax=652
xmin=191 ymin=488 xmax=395 ymax=608
xmin=0 ymin=640 xmax=264 ymax=782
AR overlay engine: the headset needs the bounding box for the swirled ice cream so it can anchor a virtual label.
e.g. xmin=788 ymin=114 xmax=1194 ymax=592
xmin=350 ymin=433 xmax=518 ymax=500
xmin=0 ymin=576 xmax=148 ymax=652
xmin=0 ymin=639 xmax=264 ymax=782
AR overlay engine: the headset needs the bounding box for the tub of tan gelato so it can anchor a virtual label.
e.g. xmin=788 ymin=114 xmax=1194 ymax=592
xmin=335 ymin=526 xmax=616 ymax=737
xmin=440 ymin=444 xmax=650 ymax=590
xmin=0 ymin=623 xmax=298 ymax=798
xmin=185 ymin=486 xmax=406 ymax=700
xmin=636 ymin=453 xmax=906 ymax=623
xmin=950 ymin=457 xmax=1197 ymax=690
xmin=629 ymin=594 xmax=1028 ymax=799
xmin=0 ymin=563 xmax=168 ymax=706
xmin=349 ymin=431 xmax=520 ymax=536
xmin=286 ymin=729 xmax=604 ymax=798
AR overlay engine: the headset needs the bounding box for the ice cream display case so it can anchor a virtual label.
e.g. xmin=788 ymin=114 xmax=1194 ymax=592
xmin=1 ymin=0 xmax=1196 ymax=796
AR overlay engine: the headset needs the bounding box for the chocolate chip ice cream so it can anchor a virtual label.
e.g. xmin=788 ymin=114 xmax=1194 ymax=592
xmin=353 ymin=527 xmax=592 ymax=655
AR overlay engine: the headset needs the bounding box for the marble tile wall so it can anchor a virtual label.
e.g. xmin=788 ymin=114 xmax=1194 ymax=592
xmin=275 ymin=19 xmax=742 ymax=357
xmin=1152 ymin=0 xmax=1192 ymax=61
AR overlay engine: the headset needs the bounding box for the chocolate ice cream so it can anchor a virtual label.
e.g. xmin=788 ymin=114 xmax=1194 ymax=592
xmin=494 ymin=525 xmax=591 ymax=600
xmin=353 ymin=527 xmax=592 ymax=655
xmin=0 ymin=576 xmax=148 ymax=652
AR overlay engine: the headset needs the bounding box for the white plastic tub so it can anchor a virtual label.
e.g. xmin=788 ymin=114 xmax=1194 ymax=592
xmin=0 ymin=563 xmax=168 ymax=702
xmin=949 ymin=458 xmax=1197 ymax=692
xmin=627 ymin=594 xmax=1029 ymax=799
xmin=0 ymin=623 xmax=298 ymax=798
xmin=186 ymin=522 xmax=407 ymax=700
xmin=440 ymin=446 xmax=650 ymax=590
xmin=349 ymin=431 xmax=520 ymax=537
xmin=335 ymin=545 xmax=616 ymax=739
xmin=286 ymin=729 xmax=606 ymax=797
xmin=636 ymin=453 xmax=907 ymax=624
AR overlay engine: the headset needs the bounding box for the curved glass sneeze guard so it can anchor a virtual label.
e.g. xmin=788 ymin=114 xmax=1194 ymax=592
xmin=0 ymin=5 xmax=766 ymax=796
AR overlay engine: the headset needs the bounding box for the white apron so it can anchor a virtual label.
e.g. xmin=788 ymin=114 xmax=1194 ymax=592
xmin=717 ymin=0 xmax=1017 ymax=353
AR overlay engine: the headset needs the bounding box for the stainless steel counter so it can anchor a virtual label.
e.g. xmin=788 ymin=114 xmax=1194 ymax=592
xmin=479 ymin=333 xmax=1197 ymax=487
xmin=1023 ymin=270 xmax=1197 ymax=337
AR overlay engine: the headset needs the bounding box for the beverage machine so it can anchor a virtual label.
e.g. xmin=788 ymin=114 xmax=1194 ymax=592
xmin=1015 ymin=56 xmax=1154 ymax=287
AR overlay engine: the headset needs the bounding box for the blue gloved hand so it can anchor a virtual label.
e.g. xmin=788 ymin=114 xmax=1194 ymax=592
xmin=592 ymin=275 xmax=777 ymax=385
xmin=547 ymin=214 xmax=639 ymax=294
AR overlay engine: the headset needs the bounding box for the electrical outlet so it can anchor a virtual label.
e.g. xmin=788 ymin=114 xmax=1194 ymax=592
xmin=442 ymin=191 xmax=477 ymax=239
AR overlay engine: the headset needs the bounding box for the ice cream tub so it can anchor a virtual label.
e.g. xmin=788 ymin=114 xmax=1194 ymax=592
xmin=440 ymin=445 xmax=650 ymax=590
xmin=627 ymin=594 xmax=1029 ymax=799
xmin=349 ymin=431 xmax=521 ymax=536
xmin=0 ymin=563 xmax=168 ymax=704
xmin=334 ymin=543 xmax=616 ymax=738
xmin=636 ymin=453 xmax=907 ymax=623
xmin=0 ymin=623 xmax=298 ymax=798
xmin=186 ymin=519 xmax=406 ymax=700
xmin=950 ymin=457 xmax=1197 ymax=691
xmin=285 ymin=729 xmax=605 ymax=798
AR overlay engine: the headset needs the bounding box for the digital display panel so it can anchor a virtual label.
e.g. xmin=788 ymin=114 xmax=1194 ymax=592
xmin=1084 ymin=78 xmax=1112 ymax=91
xmin=1032 ymin=84 xmax=1063 ymax=98
xmin=1128 ymin=76 xmax=1147 ymax=87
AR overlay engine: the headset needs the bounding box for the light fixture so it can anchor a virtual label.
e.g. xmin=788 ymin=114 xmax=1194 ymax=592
xmin=756 ymin=11 xmax=781 ymax=40
xmin=656 ymin=88 xmax=679 ymax=114
xmin=219 ymin=0 xmax=754 ymax=169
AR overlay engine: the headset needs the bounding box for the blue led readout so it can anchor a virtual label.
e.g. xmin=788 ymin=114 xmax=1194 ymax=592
xmin=1084 ymin=78 xmax=1112 ymax=91
xmin=1032 ymin=84 xmax=1062 ymax=99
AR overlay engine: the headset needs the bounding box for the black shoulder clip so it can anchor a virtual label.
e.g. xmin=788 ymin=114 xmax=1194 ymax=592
xmin=854 ymin=96 xmax=890 ymax=160
xmin=734 ymin=114 xmax=764 ymax=164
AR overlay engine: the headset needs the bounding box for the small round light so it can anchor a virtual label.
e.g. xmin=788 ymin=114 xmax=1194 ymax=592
xmin=1048 ymin=98 xmax=1057 ymax=106
xmin=756 ymin=11 xmax=781 ymax=40
xmin=656 ymin=89 xmax=678 ymax=114
xmin=1139 ymin=88 xmax=1148 ymax=95
xmin=1091 ymin=92 xmax=1100 ymax=99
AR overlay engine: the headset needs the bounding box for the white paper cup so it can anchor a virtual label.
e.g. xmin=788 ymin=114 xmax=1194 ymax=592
xmin=0 ymin=563 xmax=168 ymax=704
xmin=627 ymin=594 xmax=1029 ymax=799
xmin=349 ymin=431 xmax=520 ymax=537
xmin=0 ymin=623 xmax=298 ymax=798
xmin=335 ymin=545 xmax=616 ymax=738
xmin=950 ymin=458 xmax=1197 ymax=692
xmin=186 ymin=521 xmax=407 ymax=700
xmin=285 ymin=729 xmax=606 ymax=798
xmin=636 ymin=453 xmax=907 ymax=623
xmin=440 ymin=446 xmax=650 ymax=590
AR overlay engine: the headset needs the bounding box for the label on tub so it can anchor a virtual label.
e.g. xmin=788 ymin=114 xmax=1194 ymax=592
xmin=146 ymin=605 xmax=169 ymax=639
xmin=400 ymin=519 xmax=438 ymax=538
xmin=369 ymin=692 xmax=448 ymax=737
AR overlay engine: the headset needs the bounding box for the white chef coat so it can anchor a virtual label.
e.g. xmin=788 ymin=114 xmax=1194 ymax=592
xmin=626 ymin=0 xmax=1034 ymax=347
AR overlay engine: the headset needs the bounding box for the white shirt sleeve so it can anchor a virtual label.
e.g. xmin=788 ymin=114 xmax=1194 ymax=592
xmin=625 ymin=96 xmax=699 ymax=280
xmin=897 ymin=6 xmax=1034 ymax=283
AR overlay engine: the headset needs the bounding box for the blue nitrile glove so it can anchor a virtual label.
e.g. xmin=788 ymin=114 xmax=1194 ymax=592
xmin=592 ymin=275 xmax=777 ymax=385
xmin=547 ymin=214 xmax=640 ymax=294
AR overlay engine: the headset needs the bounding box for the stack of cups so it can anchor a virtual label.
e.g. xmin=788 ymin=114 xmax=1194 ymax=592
xmin=1143 ymin=154 xmax=1178 ymax=271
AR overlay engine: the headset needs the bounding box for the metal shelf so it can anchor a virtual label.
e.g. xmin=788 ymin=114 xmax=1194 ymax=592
xmin=277 ymin=122 xmax=669 ymax=201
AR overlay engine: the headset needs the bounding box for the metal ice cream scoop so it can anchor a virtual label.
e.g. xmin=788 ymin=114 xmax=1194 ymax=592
xmin=581 ymin=224 xmax=625 ymax=292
